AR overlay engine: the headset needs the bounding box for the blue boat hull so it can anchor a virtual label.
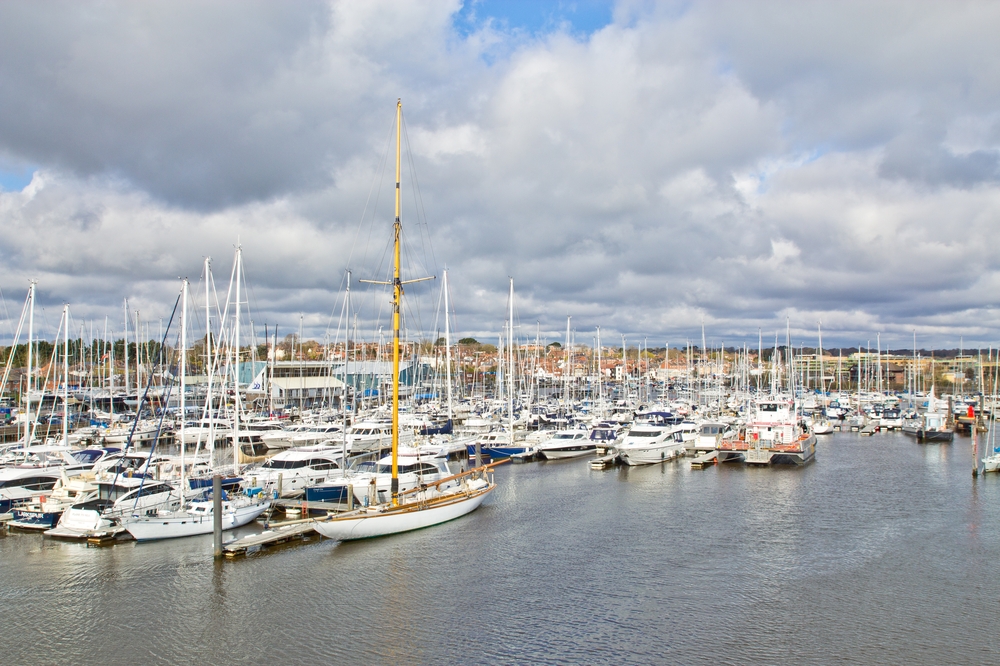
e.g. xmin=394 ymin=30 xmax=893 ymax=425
xmin=9 ymin=509 xmax=61 ymax=530
xmin=466 ymin=444 xmax=532 ymax=460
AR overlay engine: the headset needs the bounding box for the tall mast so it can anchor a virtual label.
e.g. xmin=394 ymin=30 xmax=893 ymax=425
xmin=564 ymin=316 xmax=571 ymax=411
xmin=234 ymin=245 xmax=242 ymax=476
xmin=508 ymin=278 xmax=515 ymax=445
xmin=108 ymin=319 xmax=115 ymax=422
xmin=123 ymin=298 xmax=130 ymax=406
xmin=391 ymin=98 xmax=403 ymax=504
xmin=135 ymin=310 xmax=141 ymax=397
xmin=205 ymin=257 xmax=214 ymax=468
xmin=25 ymin=281 xmax=35 ymax=445
xmin=817 ymin=322 xmax=824 ymax=397
xmin=62 ymin=304 xmax=69 ymax=446
xmin=596 ymin=327 xmax=602 ymax=419
xmin=180 ymin=279 xmax=188 ymax=508
xmin=444 ymin=269 xmax=453 ymax=423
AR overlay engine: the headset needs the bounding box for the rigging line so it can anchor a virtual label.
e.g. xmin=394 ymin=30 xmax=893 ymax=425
xmin=323 ymin=269 xmax=353 ymax=338
xmin=0 ymin=284 xmax=12 ymax=343
xmin=401 ymin=114 xmax=438 ymax=276
xmin=349 ymin=113 xmax=396 ymax=289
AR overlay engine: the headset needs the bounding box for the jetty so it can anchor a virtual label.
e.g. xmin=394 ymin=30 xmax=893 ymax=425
xmin=590 ymin=453 xmax=619 ymax=469
xmin=690 ymin=451 xmax=718 ymax=469
xmin=222 ymin=519 xmax=318 ymax=558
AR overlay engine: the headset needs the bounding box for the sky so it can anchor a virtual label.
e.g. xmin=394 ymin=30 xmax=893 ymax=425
xmin=1 ymin=0 xmax=999 ymax=351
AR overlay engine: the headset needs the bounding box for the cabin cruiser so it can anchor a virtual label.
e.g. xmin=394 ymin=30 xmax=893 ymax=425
xmin=467 ymin=430 xmax=533 ymax=460
xmin=346 ymin=420 xmax=413 ymax=452
xmin=617 ymin=423 xmax=684 ymax=465
xmin=588 ymin=422 xmax=624 ymax=452
xmin=285 ymin=423 xmax=344 ymax=448
xmin=45 ymin=477 xmax=180 ymax=539
xmin=811 ymin=418 xmax=835 ymax=435
xmin=879 ymin=407 xmax=903 ymax=430
xmin=825 ymin=400 xmax=847 ymax=420
xmin=242 ymin=445 xmax=345 ymax=498
xmin=9 ymin=473 xmax=101 ymax=530
xmin=179 ymin=418 xmax=232 ymax=445
xmin=0 ymin=466 xmax=64 ymax=513
xmin=258 ymin=423 xmax=344 ymax=451
xmin=536 ymin=429 xmax=595 ymax=460
xmin=305 ymin=447 xmax=461 ymax=510
xmin=0 ymin=445 xmax=116 ymax=513
xmin=99 ymin=419 xmax=161 ymax=445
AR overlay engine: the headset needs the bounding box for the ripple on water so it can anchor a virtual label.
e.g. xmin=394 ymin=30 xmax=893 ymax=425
xmin=1 ymin=431 xmax=999 ymax=664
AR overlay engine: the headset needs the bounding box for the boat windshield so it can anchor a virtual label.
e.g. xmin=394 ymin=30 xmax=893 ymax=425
xmin=261 ymin=459 xmax=309 ymax=470
xmin=72 ymin=450 xmax=105 ymax=464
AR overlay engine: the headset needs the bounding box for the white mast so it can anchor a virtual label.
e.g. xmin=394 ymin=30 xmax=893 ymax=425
xmin=123 ymin=298 xmax=130 ymax=405
xmin=25 ymin=281 xmax=35 ymax=445
xmin=564 ymin=315 xmax=571 ymax=411
xmin=134 ymin=310 xmax=141 ymax=396
xmin=444 ymin=269 xmax=453 ymax=424
xmin=233 ymin=245 xmax=242 ymax=475
xmin=205 ymin=257 xmax=214 ymax=469
xmin=62 ymin=304 xmax=69 ymax=446
xmin=817 ymin=322 xmax=824 ymax=396
xmin=508 ymin=278 xmax=514 ymax=445
xmin=596 ymin=327 xmax=602 ymax=419
xmin=180 ymin=279 xmax=188 ymax=508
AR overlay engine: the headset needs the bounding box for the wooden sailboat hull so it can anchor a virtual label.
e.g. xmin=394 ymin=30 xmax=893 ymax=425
xmin=312 ymin=481 xmax=494 ymax=541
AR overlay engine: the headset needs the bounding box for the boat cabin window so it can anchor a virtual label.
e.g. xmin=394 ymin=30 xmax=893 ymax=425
xmin=398 ymin=463 xmax=440 ymax=475
xmin=307 ymin=459 xmax=339 ymax=470
xmin=760 ymin=404 xmax=779 ymax=412
xmin=629 ymin=430 xmax=661 ymax=438
xmin=0 ymin=477 xmax=57 ymax=491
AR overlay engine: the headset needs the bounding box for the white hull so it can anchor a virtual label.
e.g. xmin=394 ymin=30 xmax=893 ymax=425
xmin=313 ymin=481 xmax=493 ymax=541
xmin=812 ymin=421 xmax=834 ymax=435
xmin=125 ymin=499 xmax=271 ymax=541
xmin=619 ymin=443 xmax=683 ymax=465
xmin=537 ymin=445 xmax=596 ymax=460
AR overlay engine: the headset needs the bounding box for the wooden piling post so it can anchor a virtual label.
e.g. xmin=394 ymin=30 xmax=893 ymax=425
xmin=213 ymin=474 xmax=223 ymax=558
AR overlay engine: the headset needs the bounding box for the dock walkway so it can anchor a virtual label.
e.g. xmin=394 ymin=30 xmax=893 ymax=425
xmin=690 ymin=451 xmax=718 ymax=469
xmin=222 ymin=521 xmax=317 ymax=557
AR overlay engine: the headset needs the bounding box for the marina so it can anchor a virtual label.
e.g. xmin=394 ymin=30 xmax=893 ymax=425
xmin=2 ymin=429 xmax=999 ymax=664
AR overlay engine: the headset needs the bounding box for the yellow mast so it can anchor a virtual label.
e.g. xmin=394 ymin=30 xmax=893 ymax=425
xmin=391 ymin=98 xmax=402 ymax=504
xmin=357 ymin=99 xmax=430 ymax=503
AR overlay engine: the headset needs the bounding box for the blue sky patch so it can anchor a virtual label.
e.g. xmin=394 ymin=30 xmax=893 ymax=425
xmin=454 ymin=0 xmax=614 ymax=39
xmin=0 ymin=165 xmax=35 ymax=192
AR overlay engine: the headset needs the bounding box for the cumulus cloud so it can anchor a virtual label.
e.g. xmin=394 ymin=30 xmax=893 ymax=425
xmin=1 ymin=0 xmax=999 ymax=349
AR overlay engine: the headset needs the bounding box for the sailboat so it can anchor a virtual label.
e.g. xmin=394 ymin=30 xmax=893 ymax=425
xmin=123 ymin=279 xmax=270 ymax=542
xmin=313 ymin=100 xmax=499 ymax=542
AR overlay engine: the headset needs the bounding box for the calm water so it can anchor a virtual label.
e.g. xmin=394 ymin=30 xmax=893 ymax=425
xmin=3 ymin=431 xmax=1000 ymax=665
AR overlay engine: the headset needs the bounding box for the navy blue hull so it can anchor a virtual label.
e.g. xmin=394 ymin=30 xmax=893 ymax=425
xmin=9 ymin=509 xmax=61 ymax=530
xmin=466 ymin=444 xmax=532 ymax=460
